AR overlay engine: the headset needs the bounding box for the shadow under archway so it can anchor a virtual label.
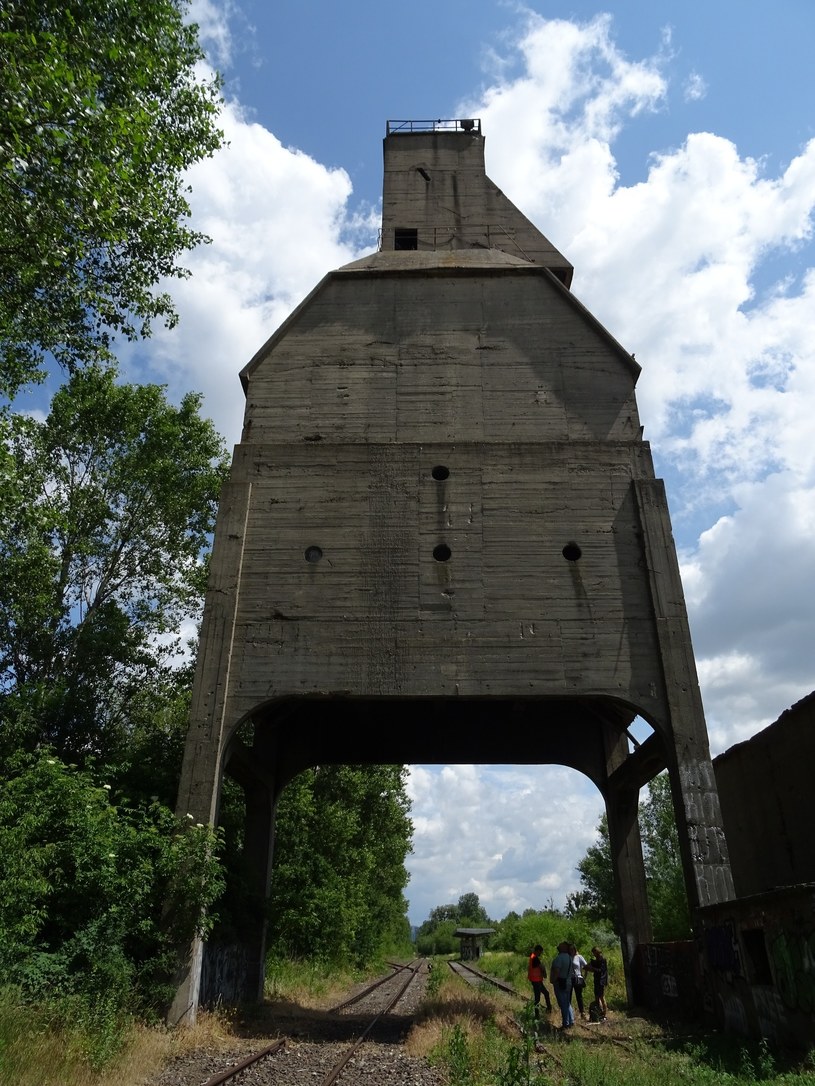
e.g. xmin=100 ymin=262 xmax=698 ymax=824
xmin=225 ymin=694 xmax=668 ymax=798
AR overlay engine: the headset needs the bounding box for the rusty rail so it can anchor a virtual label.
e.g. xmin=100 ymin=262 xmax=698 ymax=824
xmin=201 ymin=1038 xmax=285 ymax=1086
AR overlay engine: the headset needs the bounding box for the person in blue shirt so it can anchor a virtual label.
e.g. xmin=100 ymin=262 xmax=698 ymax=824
xmin=549 ymin=941 xmax=574 ymax=1028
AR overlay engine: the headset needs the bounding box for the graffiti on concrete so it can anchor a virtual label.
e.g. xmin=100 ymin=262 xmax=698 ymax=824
xmin=719 ymin=991 xmax=748 ymax=1036
xmin=201 ymin=943 xmax=250 ymax=1006
xmin=771 ymin=929 xmax=815 ymax=1013
xmin=752 ymin=986 xmax=785 ymax=1043
xmin=645 ymin=943 xmax=682 ymax=1001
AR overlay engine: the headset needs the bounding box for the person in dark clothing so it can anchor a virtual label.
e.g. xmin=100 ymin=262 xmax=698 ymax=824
xmin=527 ymin=944 xmax=552 ymax=1018
xmin=586 ymin=946 xmax=608 ymax=1019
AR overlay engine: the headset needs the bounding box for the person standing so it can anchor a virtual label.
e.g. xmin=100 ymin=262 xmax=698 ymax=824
xmin=586 ymin=946 xmax=609 ymax=1020
xmin=527 ymin=944 xmax=552 ymax=1018
xmin=570 ymin=944 xmax=588 ymax=1019
xmin=549 ymin=941 xmax=574 ymax=1028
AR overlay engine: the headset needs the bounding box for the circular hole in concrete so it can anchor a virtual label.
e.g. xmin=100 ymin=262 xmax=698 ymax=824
xmin=304 ymin=545 xmax=323 ymax=563
xmin=433 ymin=544 xmax=452 ymax=562
xmin=431 ymin=465 xmax=450 ymax=481
xmin=562 ymin=542 xmax=582 ymax=562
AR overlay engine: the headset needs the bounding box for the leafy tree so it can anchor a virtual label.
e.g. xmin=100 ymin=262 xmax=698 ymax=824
xmin=457 ymin=892 xmax=491 ymax=926
xmin=0 ymin=0 xmax=224 ymax=395
xmin=0 ymin=750 xmax=224 ymax=1031
xmin=572 ymin=776 xmax=691 ymax=941
xmin=640 ymin=773 xmax=690 ymax=940
xmin=570 ymin=812 xmax=618 ymax=929
xmin=427 ymin=903 xmax=459 ymax=925
xmin=416 ymin=893 xmax=494 ymax=955
xmin=263 ymin=764 xmax=413 ymax=965
xmin=0 ymin=363 xmax=228 ymax=762
xmin=416 ymin=918 xmax=459 ymax=957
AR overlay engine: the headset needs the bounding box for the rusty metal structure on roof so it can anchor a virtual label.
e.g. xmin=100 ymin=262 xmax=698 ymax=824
xmin=169 ymin=119 xmax=734 ymax=1024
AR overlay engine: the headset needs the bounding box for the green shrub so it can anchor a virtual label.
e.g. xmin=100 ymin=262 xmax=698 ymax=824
xmin=0 ymin=751 xmax=224 ymax=1043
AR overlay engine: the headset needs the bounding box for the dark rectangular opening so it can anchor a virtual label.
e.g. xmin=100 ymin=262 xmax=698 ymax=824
xmin=742 ymin=928 xmax=773 ymax=985
xmin=394 ymin=228 xmax=418 ymax=250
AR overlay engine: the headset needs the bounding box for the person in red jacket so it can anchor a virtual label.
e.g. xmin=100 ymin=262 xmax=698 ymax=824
xmin=528 ymin=944 xmax=552 ymax=1018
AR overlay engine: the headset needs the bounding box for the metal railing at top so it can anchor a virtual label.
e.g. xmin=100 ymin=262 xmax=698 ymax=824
xmin=386 ymin=118 xmax=481 ymax=135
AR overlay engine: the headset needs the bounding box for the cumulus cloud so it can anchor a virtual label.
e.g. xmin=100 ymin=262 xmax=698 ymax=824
xmin=188 ymin=0 xmax=238 ymax=69
xmin=406 ymin=764 xmax=603 ymax=923
xmin=457 ymin=10 xmax=815 ymax=757
xmin=122 ymin=98 xmax=377 ymax=444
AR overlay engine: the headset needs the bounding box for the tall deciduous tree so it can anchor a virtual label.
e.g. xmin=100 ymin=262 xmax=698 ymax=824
xmin=457 ymin=892 xmax=491 ymax=926
xmin=639 ymin=773 xmax=690 ymax=940
xmin=0 ymin=0 xmax=224 ymax=395
xmin=572 ymin=777 xmax=691 ymax=941
xmin=263 ymin=764 xmax=413 ymax=965
xmin=570 ymin=812 xmax=618 ymax=929
xmin=0 ymin=364 xmax=228 ymax=761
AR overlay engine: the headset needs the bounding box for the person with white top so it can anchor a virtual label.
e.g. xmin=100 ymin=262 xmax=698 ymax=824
xmin=569 ymin=944 xmax=589 ymax=1019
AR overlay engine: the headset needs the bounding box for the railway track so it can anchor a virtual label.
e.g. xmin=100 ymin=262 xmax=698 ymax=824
xmin=447 ymin=958 xmax=519 ymax=996
xmin=166 ymin=959 xmax=438 ymax=1086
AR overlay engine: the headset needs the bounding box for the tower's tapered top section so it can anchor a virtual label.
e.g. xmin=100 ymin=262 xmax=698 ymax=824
xmin=380 ymin=119 xmax=573 ymax=287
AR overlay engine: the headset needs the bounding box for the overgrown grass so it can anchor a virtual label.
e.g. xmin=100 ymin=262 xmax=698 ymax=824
xmin=263 ymin=954 xmax=383 ymax=1006
xmin=0 ymin=955 xmax=387 ymax=1085
xmin=406 ymin=958 xmax=815 ymax=1086
xmin=0 ymin=985 xmax=248 ymax=1086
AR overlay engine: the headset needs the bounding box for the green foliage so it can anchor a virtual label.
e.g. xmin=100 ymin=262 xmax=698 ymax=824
xmin=498 ymin=1003 xmax=546 ymax=1086
xmin=426 ymin=960 xmax=444 ymax=996
xmin=0 ymin=363 xmax=228 ymax=763
xmin=458 ymin=891 xmax=491 ymax=926
xmin=0 ymin=750 xmax=225 ymax=1040
xmin=446 ymin=1023 xmax=472 ymax=1086
xmin=0 ymin=0 xmax=224 ymax=395
xmin=573 ymin=775 xmax=691 ymax=942
xmin=416 ymin=892 xmax=493 ymax=955
xmin=260 ymin=764 xmax=413 ymax=967
xmin=417 ymin=918 xmax=460 ymax=956
xmin=640 ymin=774 xmax=691 ymax=940
xmin=488 ymin=907 xmax=603 ymax=961
xmin=570 ymin=812 xmax=618 ymax=929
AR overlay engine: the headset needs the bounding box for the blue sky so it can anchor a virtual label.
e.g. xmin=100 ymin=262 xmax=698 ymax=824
xmin=111 ymin=0 xmax=815 ymax=925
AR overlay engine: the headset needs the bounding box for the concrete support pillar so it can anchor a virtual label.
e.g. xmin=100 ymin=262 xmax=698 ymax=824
xmin=239 ymin=777 xmax=277 ymax=1001
xmin=634 ymin=479 xmax=735 ymax=912
xmin=606 ymin=783 xmax=652 ymax=1003
xmin=671 ymin=756 xmax=734 ymax=912
xmin=167 ymin=933 xmax=204 ymax=1027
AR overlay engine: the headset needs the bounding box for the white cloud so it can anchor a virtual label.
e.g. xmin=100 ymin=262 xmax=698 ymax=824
xmin=405 ymin=764 xmax=603 ymax=923
xmin=458 ymin=11 xmax=815 ymax=757
xmin=188 ymin=0 xmax=236 ymax=68
xmin=683 ymin=71 xmax=707 ymax=102
xmin=122 ymin=98 xmax=376 ymax=445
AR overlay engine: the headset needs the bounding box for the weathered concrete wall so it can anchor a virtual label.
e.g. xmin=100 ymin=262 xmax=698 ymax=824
xmin=193 ymin=259 xmax=693 ymax=736
xmin=241 ymin=263 xmax=636 ymax=443
xmin=714 ymin=693 xmax=815 ymax=897
xmin=379 ymin=130 xmax=573 ymax=282
xmin=698 ymin=886 xmax=815 ymax=1050
xmin=631 ymin=941 xmax=699 ymax=1019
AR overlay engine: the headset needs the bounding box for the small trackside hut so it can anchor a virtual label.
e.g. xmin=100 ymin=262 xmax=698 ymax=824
xmin=455 ymin=927 xmax=496 ymax=961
